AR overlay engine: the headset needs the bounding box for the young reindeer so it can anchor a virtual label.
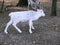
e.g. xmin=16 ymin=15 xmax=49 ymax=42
xmin=4 ymin=9 xmax=45 ymax=34
xmin=28 ymin=0 xmax=40 ymax=10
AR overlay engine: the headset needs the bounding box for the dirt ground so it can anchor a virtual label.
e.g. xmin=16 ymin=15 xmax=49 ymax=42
xmin=0 ymin=5 xmax=60 ymax=45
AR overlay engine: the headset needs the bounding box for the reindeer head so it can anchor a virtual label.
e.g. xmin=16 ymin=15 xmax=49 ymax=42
xmin=37 ymin=9 xmax=45 ymax=17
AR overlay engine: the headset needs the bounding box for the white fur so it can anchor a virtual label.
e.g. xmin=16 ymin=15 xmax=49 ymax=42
xmin=4 ymin=9 xmax=45 ymax=34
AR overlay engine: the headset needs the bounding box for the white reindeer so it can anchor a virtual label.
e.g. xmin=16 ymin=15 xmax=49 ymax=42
xmin=4 ymin=9 xmax=45 ymax=34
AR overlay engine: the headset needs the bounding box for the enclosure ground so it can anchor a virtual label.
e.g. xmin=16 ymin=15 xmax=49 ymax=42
xmin=0 ymin=7 xmax=60 ymax=45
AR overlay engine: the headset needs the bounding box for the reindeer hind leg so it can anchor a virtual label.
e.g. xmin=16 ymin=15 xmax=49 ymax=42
xmin=4 ymin=20 xmax=12 ymax=34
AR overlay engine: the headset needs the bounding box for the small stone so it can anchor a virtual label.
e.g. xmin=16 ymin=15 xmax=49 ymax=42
xmin=32 ymin=41 xmax=35 ymax=44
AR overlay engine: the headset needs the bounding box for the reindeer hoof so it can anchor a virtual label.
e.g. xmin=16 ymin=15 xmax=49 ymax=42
xmin=29 ymin=30 xmax=32 ymax=34
xmin=18 ymin=31 xmax=22 ymax=33
xmin=4 ymin=31 xmax=8 ymax=34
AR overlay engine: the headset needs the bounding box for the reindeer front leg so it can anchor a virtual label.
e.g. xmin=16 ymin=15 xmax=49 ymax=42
xmin=29 ymin=20 xmax=34 ymax=33
xmin=31 ymin=22 xmax=35 ymax=30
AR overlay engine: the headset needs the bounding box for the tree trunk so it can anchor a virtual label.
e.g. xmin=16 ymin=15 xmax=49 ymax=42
xmin=17 ymin=0 xmax=28 ymax=7
xmin=51 ymin=0 xmax=57 ymax=16
xmin=0 ymin=0 xmax=4 ymax=13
